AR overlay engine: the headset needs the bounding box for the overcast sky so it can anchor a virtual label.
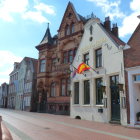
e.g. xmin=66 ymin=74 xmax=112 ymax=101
xmin=0 ymin=0 xmax=140 ymax=84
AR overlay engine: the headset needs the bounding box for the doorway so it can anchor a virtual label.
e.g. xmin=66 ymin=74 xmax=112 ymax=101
xmin=110 ymin=75 xmax=120 ymax=121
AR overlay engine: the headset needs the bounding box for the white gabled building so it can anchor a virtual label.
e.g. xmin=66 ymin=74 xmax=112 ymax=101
xmin=70 ymin=17 xmax=127 ymax=125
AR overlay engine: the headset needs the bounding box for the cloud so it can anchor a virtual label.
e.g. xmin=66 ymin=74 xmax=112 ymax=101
xmin=0 ymin=0 xmax=28 ymax=22
xmin=0 ymin=0 xmax=55 ymax=23
xmin=0 ymin=50 xmax=22 ymax=85
xmin=22 ymin=11 xmax=50 ymax=23
xmin=34 ymin=3 xmax=55 ymax=15
xmin=119 ymin=0 xmax=140 ymax=38
xmin=86 ymin=0 xmax=125 ymax=20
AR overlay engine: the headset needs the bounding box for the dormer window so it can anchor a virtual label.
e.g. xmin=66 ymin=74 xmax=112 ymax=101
xmin=65 ymin=25 xmax=70 ymax=36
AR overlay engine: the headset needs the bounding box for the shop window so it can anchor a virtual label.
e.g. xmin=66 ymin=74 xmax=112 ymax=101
xmin=95 ymin=48 xmax=102 ymax=68
xmin=40 ymin=59 xmax=46 ymax=72
xmin=96 ymin=78 xmax=103 ymax=105
xmin=84 ymin=80 xmax=90 ymax=104
xmin=74 ymin=82 xmax=79 ymax=104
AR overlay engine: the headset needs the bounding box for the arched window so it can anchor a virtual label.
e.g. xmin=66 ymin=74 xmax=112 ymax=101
xmin=50 ymin=82 xmax=56 ymax=97
xmin=65 ymin=25 xmax=70 ymax=36
xmin=71 ymin=23 xmax=75 ymax=34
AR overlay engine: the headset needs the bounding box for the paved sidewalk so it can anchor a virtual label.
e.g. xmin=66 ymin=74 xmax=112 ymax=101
xmin=0 ymin=109 xmax=140 ymax=140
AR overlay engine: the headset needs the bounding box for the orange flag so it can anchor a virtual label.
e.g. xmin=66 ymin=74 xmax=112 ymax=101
xmin=77 ymin=63 xmax=90 ymax=74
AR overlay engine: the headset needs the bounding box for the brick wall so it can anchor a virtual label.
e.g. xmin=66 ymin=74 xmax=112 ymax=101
xmin=124 ymin=23 xmax=140 ymax=124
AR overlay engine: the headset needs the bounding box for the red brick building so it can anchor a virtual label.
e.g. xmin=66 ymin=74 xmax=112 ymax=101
xmin=124 ymin=22 xmax=140 ymax=126
xmin=36 ymin=2 xmax=85 ymax=114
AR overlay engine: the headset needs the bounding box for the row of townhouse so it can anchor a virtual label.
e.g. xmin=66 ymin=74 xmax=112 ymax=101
xmin=0 ymin=2 xmax=140 ymax=128
xmin=0 ymin=83 xmax=9 ymax=108
xmin=35 ymin=2 xmax=140 ymax=127
xmin=2 ymin=57 xmax=38 ymax=111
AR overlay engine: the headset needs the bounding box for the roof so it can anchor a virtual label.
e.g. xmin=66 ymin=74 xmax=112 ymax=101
xmin=100 ymin=23 xmax=125 ymax=46
xmin=58 ymin=2 xmax=85 ymax=31
xmin=127 ymin=23 xmax=140 ymax=45
xmin=39 ymin=23 xmax=53 ymax=46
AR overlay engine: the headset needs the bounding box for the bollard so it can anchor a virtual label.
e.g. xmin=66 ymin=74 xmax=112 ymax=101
xmin=0 ymin=116 xmax=13 ymax=140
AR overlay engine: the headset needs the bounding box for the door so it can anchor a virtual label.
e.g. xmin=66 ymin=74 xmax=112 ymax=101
xmin=110 ymin=75 xmax=120 ymax=121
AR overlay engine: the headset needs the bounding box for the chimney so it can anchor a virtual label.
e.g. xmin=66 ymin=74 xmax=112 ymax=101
xmin=104 ymin=16 xmax=111 ymax=31
xmin=112 ymin=23 xmax=118 ymax=37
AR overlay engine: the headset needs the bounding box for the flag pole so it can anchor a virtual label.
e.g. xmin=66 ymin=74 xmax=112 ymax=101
xmin=70 ymin=63 xmax=86 ymax=77
xmin=83 ymin=62 xmax=98 ymax=74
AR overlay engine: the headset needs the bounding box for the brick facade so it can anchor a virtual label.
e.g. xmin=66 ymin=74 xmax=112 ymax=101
xmin=124 ymin=23 xmax=140 ymax=124
xmin=36 ymin=2 xmax=85 ymax=114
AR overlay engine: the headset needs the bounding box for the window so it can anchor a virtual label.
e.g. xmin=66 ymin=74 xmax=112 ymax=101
xmin=110 ymin=75 xmax=119 ymax=85
xmin=68 ymin=50 xmax=73 ymax=63
xmin=95 ymin=48 xmax=102 ymax=68
xmin=96 ymin=78 xmax=103 ymax=105
xmin=52 ymin=58 xmax=57 ymax=71
xmin=134 ymin=75 xmax=140 ymax=81
xmin=65 ymin=25 xmax=70 ymax=36
xmin=50 ymin=83 xmax=56 ymax=97
xmin=40 ymin=59 xmax=46 ymax=72
xmin=89 ymin=25 xmax=93 ymax=35
xmin=67 ymin=78 xmax=70 ymax=96
xmin=71 ymin=23 xmax=75 ymax=34
xmin=84 ymin=53 xmax=89 ymax=65
xmin=84 ymin=80 xmax=90 ymax=104
xmin=74 ymin=48 xmax=77 ymax=56
xmin=61 ymin=79 xmax=66 ymax=96
xmin=74 ymin=82 xmax=79 ymax=104
xmin=63 ymin=52 xmax=68 ymax=64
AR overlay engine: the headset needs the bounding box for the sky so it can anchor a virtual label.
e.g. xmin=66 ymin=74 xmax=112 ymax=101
xmin=0 ymin=0 xmax=140 ymax=85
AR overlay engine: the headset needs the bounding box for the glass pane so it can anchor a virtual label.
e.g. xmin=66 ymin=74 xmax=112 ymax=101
xmin=74 ymin=82 xmax=79 ymax=104
xmin=84 ymin=80 xmax=90 ymax=104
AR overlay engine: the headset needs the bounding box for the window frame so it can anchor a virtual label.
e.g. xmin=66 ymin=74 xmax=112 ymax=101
xmin=83 ymin=80 xmax=90 ymax=105
xmin=95 ymin=78 xmax=103 ymax=105
xmin=50 ymin=82 xmax=56 ymax=97
xmin=95 ymin=48 xmax=102 ymax=68
xmin=83 ymin=53 xmax=89 ymax=65
xmin=40 ymin=59 xmax=46 ymax=72
xmin=74 ymin=82 xmax=79 ymax=104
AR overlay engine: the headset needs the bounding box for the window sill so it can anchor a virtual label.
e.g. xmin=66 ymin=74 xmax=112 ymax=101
xmin=72 ymin=104 xmax=80 ymax=106
xmin=95 ymin=104 xmax=104 ymax=107
xmin=95 ymin=67 xmax=103 ymax=70
xmin=82 ymin=104 xmax=91 ymax=107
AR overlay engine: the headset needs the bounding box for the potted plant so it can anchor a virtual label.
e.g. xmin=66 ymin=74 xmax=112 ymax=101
xmin=136 ymin=112 xmax=140 ymax=121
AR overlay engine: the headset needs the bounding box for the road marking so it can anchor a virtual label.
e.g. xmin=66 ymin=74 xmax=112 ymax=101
xmin=4 ymin=121 xmax=33 ymax=140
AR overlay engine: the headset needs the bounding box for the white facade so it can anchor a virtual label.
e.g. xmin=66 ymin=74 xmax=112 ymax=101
xmin=70 ymin=18 xmax=127 ymax=125
xmin=16 ymin=60 xmax=26 ymax=110
xmin=126 ymin=66 xmax=140 ymax=126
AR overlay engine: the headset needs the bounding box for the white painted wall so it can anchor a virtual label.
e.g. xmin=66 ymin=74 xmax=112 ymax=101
xmin=70 ymin=18 xmax=127 ymax=125
xmin=127 ymin=66 xmax=140 ymax=126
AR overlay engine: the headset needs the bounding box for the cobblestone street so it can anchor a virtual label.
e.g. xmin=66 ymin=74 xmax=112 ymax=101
xmin=0 ymin=109 xmax=140 ymax=140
